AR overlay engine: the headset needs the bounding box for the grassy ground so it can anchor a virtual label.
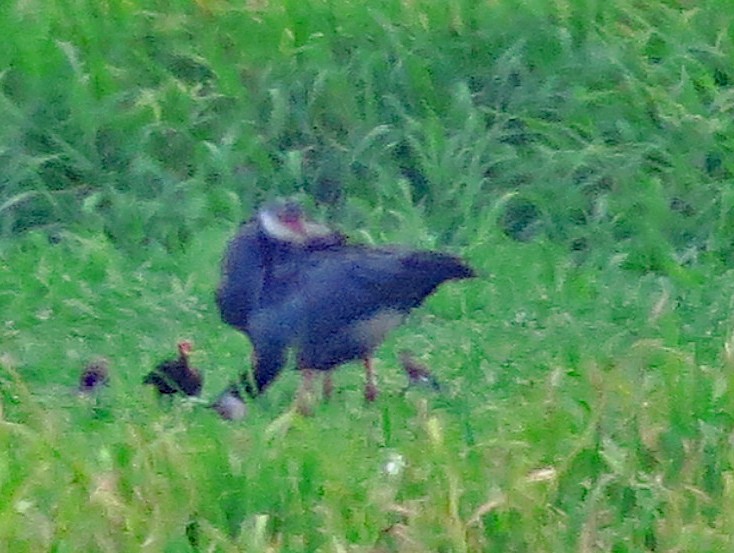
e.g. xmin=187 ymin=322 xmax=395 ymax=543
xmin=3 ymin=0 xmax=734 ymax=551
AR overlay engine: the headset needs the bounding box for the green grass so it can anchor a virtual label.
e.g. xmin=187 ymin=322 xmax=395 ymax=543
xmin=3 ymin=0 xmax=734 ymax=550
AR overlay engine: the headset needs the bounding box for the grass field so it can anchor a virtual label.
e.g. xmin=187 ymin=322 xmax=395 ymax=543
xmin=3 ymin=0 xmax=734 ymax=551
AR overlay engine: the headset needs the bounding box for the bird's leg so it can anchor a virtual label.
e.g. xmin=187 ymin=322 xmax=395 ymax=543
xmin=296 ymin=369 xmax=316 ymax=416
xmin=322 ymin=372 xmax=333 ymax=402
xmin=364 ymin=357 xmax=378 ymax=402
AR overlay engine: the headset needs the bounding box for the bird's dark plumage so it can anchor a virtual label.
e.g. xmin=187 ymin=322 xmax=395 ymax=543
xmin=215 ymin=199 xmax=475 ymax=404
xmin=246 ymin=246 xmax=473 ymax=394
xmin=216 ymin=199 xmax=345 ymax=335
xmin=78 ymin=358 xmax=109 ymax=394
xmin=143 ymin=341 xmax=203 ymax=397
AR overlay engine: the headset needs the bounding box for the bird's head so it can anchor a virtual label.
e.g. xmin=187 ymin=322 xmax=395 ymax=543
xmin=258 ymin=199 xmax=309 ymax=243
xmin=178 ymin=340 xmax=193 ymax=357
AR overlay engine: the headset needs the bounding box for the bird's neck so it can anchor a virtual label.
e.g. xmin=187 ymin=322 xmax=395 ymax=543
xmin=258 ymin=211 xmax=306 ymax=244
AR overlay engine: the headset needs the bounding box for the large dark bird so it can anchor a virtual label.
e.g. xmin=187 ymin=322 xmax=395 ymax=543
xmin=78 ymin=358 xmax=110 ymax=394
xmin=248 ymin=246 xmax=473 ymax=402
xmin=214 ymin=199 xmax=345 ymax=416
xmin=143 ymin=340 xmax=203 ymax=397
xmin=215 ymin=200 xmax=474 ymax=412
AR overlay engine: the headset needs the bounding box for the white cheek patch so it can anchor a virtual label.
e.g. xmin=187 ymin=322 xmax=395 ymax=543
xmin=259 ymin=211 xmax=306 ymax=243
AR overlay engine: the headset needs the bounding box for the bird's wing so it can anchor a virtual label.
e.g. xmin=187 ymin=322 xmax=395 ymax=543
xmin=300 ymin=247 xmax=471 ymax=316
xmin=216 ymin=220 xmax=267 ymax=330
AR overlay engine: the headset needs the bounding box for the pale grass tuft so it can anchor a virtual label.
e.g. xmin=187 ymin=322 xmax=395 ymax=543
xmin=648 ymin=284 xmax=671 ymax=323
xmin=265 ymin=409 xmax=296 ymax=441
xmin=723 ymin=330 xmax=734 ymax=370
xmin=425 ymin=416 xmax=443 ymax=447
xmin=525 ymin=466 xmax=557 ymax=483
xmin=90 ymin=472 xmax=125 ymax=526
xmin=466 ymin=494 xmax=506 ymax=527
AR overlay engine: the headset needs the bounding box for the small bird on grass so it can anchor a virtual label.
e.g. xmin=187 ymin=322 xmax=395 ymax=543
xmin=143 ymin=340 xmax=203 ymax=397
xmin=398 ymin=350 xmax=441 ymax=392
xmin=78 ymin=358 xmax=110 ymax=394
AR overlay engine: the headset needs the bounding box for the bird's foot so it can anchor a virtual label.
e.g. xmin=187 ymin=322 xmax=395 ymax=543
xmin=364 ymin=384 xmax=378 ymax=402
xmin=295 ymin=369 xmax=317 ymax=415
xmin=295 ymin=401 xmax=314 ymax=417
xmin=322 ymin=373 xmax=334 ymax=402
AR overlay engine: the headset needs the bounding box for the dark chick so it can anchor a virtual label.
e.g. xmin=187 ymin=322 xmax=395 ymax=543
xmin=143 ymin=341 xmax=203 ymax=397
xmin=78 ymin=358 xmax=110 ymax=394
xmin=398 ymin=351 xmax=441 ymax=391
xmin=216 ymin=199 xmax=474 ymax=410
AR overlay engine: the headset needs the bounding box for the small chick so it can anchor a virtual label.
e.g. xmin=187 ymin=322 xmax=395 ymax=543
xmin=143 ymin=340 xmax=203 ymax=397
xmin=211 ymin=384 xmax=247 ymax=420
xmin=399 ymin=351 xmax=441 ymax=392
xmin=78 ymin=358 xmax=110 ymax=394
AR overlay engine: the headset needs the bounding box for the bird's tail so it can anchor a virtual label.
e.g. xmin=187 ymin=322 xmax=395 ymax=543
xmin=403 ymin=251 xmax=475 ymax=283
